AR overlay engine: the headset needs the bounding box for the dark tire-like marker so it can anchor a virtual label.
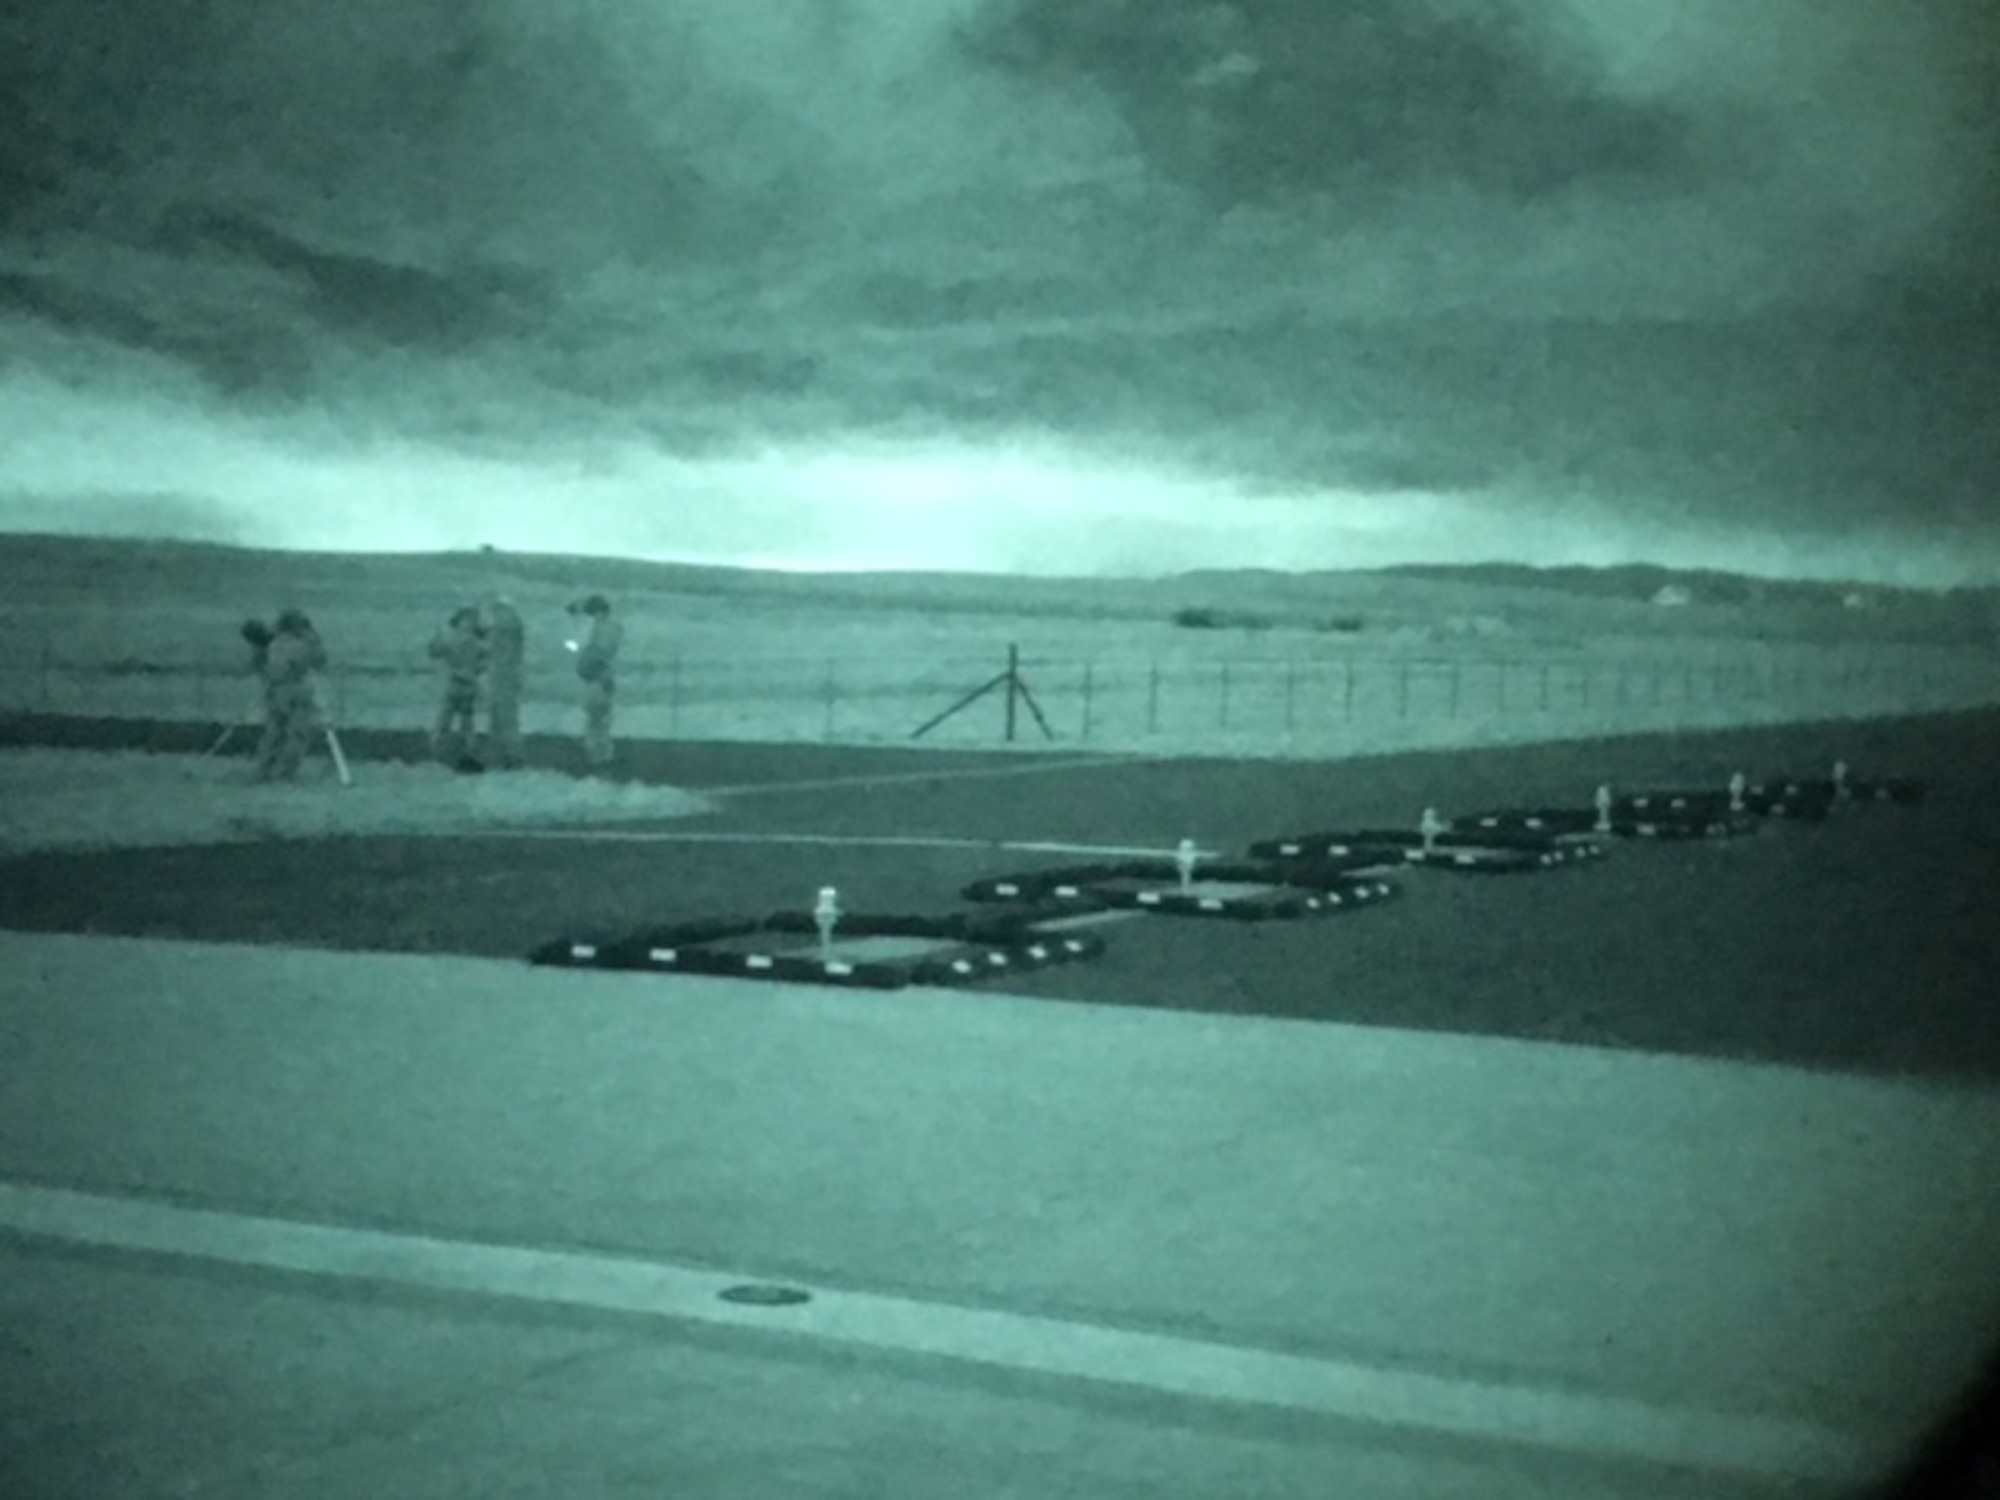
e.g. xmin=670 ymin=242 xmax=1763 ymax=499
xmin=529 ymin=911 xmax=1105 ymax=987
xmin=966 ymin=858 xmax=1401 ymax=918
xmin=527 ymin=933 xmax=628 ymax=969
xmin=1842 ymin=775 xmax=1926 ymax=805
xmin=1089 ymin=874 xmax=1401 ymax=920
xmin=912 ymin=928 xmax=1106 ymax=983
xmin=1402 ymin=844 xmax=1557 ymax=874
xmin=1251 ymin=827 xmax=1592 ymax=872
xmin=608 ymin=928 xmax=912 ymax=987
xmin=1246 ymin=834 xmax=1436 ymax=866
xmin=1458 ymin=809 xmax=1606 ymax=838
xmin=1607 ymin=811 xmax=1760 ymax=840
xmin=1432 ymin=826 xmax=1606 ymax=866
xmin=964 ymin=856 xmax=1386 ymax=904
xmin=964 ymin=862 xmax=1153 ymax=908
xmin=1739 ymin=783 xmax=1835 ymax=820
xmin=1614 ymin=790 xmax=1740 ymax=817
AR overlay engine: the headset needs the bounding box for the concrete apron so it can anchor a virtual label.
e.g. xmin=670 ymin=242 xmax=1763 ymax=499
xmin=3 ymin=932 xmax=1997 ymax=1488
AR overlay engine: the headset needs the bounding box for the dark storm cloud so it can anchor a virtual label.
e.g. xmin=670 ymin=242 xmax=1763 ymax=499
xmin=1 ymin=0 xmax=1997 ymax=578
xmin=0 ymin=486 xmax=254 ymax=546
xmin=961 ymin=0 xmax=1693 ymax=204
xmin=152 ymin=205 xmax=554 ymax=351
xmin=6 ymin=0 xmax=1990 ymax=329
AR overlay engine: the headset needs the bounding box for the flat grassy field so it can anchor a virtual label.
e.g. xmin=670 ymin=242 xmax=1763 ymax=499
xmin=0 ymin=534 xmax=1994 ymax=756
xmin=0 ymin=747 xmax=711 ymax=853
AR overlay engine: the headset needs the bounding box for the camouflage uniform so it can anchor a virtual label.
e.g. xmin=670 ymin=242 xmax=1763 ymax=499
xmin=572 ymin=595 xmax=623 ymax=767
xmin=254 ymin=610 xmax=327 ymax=782
xmin=427 ymin=609 xmax=489 ymax=764
xmin=480 ymin=596 xmax=526 ymax=769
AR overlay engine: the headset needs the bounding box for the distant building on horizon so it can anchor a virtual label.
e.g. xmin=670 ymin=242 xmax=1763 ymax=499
xmin=1651 ymin=583 xmax=1694 ymax=607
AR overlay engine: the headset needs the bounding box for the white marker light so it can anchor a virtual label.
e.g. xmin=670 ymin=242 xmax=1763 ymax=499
xmin=813 ymin=885 xmax=841 ymax=957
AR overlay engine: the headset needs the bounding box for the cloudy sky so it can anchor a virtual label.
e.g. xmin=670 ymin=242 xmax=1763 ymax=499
xmin=3 ymin=0 xmax=1997 ymax=582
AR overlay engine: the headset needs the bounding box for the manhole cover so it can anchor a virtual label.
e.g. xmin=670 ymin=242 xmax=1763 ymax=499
xmin=717 ymin=1283 xmax=813 ymax=1307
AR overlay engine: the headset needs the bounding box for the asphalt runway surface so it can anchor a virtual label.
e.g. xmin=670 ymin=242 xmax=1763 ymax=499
xmin=3 ymin=708 xmax=1999 ymax=1081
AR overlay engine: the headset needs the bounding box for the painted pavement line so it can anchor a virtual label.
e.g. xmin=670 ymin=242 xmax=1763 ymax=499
xmin=690 ymin=754 xmax=1135 ymax=797
xmin=0 ymin=1182 xmax=1875 ymax=1483
xmin=468 ymin=830 xmax=1226 ymax=859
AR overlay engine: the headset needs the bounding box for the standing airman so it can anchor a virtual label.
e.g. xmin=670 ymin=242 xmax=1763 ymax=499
xmin=427 ymin=606 xmax=488 ymax=766
xmin=480 ymin=593 xmax=527 ymax=770
xmin=568 ymin=594 xmax=622 ymax=769
xmin=255 ymin=608 xmax=328 ymax=782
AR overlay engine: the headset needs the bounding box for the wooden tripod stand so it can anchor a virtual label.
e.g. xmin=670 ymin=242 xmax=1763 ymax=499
xmin=203 ymin=709 xmax=353 ymax=786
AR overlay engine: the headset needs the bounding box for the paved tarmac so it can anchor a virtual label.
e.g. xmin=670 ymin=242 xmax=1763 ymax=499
xmin=2 ymin=707 xmax=1997 ymax=1077
xmin=0 ymin=1240 xmax=1796 ymax=1500
xmin=8 ymin=934 xmax=2000 ymax=1497
xmin=3 ymin=709 xmax=2000 ymax=1496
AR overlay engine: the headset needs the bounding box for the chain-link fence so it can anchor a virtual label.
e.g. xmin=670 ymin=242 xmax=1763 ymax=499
xmin=1 ymin=629 xmax=1994 ymax=758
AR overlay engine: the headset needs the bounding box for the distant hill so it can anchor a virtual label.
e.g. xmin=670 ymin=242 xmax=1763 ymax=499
xmin=3 ymin=532 xmax=1993 ymax=644
xmin=1369 ymin=561 xmax=1995 ymax=610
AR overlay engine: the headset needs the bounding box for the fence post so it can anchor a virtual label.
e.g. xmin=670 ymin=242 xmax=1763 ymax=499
xmin=1146 ymin=659 xmax=1160 ymax=735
